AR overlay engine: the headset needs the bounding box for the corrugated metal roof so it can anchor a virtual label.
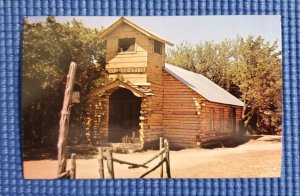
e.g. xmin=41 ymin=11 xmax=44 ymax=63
xmin=164 ymin=63 xmax=244 ymax=107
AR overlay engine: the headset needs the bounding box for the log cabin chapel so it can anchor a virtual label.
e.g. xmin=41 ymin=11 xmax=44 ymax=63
xmin=86 ymin=17 xmax=244 ymax=149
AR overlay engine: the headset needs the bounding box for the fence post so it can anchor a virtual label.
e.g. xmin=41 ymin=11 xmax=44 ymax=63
xmin=164 ymin=138 xmax=171 ymax=178
xmin=106 ymin=149 xmax=114 ymax=178
xmin=70 ymin=153 xmax=76 ymax=179
xmin=159 ymin=137 xmax=164 ymax=178
xmin=98 ymin=147 xmax=104 ymax=178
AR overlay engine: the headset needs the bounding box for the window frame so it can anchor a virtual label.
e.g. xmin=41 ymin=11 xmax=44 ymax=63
xmin=118 ymin=37 xmax=136 ymax=53
xmin=154 ymin=40 xmax=163 ymax=54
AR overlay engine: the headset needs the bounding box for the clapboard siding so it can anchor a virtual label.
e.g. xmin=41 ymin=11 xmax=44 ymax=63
xmin=106 ymin=23 xmax=150 ymax=83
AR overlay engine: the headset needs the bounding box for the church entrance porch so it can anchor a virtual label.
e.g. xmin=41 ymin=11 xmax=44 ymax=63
xmin=108 ymin=88 xmax=141 ymax=143
xmin=86 ymin=79 xmax=152 ymax=148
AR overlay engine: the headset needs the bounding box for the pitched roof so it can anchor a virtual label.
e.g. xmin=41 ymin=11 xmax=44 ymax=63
xmin=99 ymin=17 xmax=174 ymax=46
xmin=87 ymin=79 xmax=153 ymax=102
xmin=164 ymin=63 xmax=244 ymax=107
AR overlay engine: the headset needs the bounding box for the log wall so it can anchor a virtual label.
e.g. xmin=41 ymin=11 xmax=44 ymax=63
xmin=145 ymin=83 xmax=163 ymax=146
xmin=163 ymin=71 xmax=243 ymax=148
xmin=85 ymin=98 xmax=104 ymax=145
xmin=162 ymin=71 xmax=203 ymax=148
xmin=199 ymin=101 xmax=242 ymax=143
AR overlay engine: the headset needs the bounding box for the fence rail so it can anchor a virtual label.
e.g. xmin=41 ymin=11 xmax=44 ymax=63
xmin=98 ymin=137 xmax=171 ymax=179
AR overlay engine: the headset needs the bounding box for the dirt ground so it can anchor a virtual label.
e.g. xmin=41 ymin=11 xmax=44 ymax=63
xmin=23 ymin=136 xmax=282 ymax=179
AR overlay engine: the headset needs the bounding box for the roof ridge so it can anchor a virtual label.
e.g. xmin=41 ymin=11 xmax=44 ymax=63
xmin=99 ymin=17 xmax=174 ymax=46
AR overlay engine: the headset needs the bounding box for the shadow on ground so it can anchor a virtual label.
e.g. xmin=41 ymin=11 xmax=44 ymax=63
xmin=201 ymin=135 xmax=261 ymax=149
xmin=23 ymin=146 xmax=57 ymax=161
xmin=23 ymin=145 xmax=99 ymax=161
xmin=23 ymin=135 xmax=281 ymax=160
xmin=201 ymin=134 xmax=281 ymax=149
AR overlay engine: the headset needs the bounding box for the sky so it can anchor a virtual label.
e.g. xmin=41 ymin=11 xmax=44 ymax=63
xmin=27 ymin=16 xmax=282 ymax=50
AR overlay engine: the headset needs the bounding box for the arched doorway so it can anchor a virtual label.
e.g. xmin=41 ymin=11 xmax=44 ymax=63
xmin=108 ymin=88 xmax=141 ymax=142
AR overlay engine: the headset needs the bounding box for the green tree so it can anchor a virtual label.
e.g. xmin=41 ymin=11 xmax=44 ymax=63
xmin=232 ymin=36 xmax=282 ymax=134
xmin=166 ymin=41 xmax=197 ymax=71
xmin=22 ymin=17 xmax=106 ymax=147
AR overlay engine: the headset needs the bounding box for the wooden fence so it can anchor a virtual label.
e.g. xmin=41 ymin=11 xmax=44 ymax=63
xmin=98 ymin=137 xmax=171 ymax=178
xmin=57 ymin=137 xmax=171 ymax=179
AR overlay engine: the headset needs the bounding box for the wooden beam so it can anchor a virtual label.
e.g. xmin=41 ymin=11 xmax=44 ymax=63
xmin=139 ymin=157 xmax=166 ymax=178
xmin=112 ymin=158 xmax=148 ymax=169
xmin=140 ymin=148 xmax=165 ymax=166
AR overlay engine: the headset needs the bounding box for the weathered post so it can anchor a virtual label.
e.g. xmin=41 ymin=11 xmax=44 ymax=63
xmin=106 ymin=149 xmax=114 ymax=178
xmin=98 ymin=147 xmax=104 ymax=178
xmin=164 ymin=138 xmax=171 ymax=178
xmin=159 ymin=137 xmax=164 ymax=178
xmin=70 ymin=153 xmax=76 ymax=179
xmin=57 ymin=62 xmax=77 ymax=175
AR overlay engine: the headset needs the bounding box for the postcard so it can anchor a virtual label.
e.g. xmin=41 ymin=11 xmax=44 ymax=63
xmin=22 ymin=16 xmax=282 ymax=179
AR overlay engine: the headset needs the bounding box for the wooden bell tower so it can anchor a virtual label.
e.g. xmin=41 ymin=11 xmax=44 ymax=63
xmin=87 ymin=17 xmax=173 ymax=147
xmin=99 ymin=17 xmax=174 ymax=85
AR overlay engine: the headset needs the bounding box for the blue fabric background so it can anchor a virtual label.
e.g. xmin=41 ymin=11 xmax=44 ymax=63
xmin=0 ymin=0 xmax=299 ymax=195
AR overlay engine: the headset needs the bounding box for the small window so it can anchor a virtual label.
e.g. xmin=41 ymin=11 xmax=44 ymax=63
xmin=154 ymin=40 xmax=162 ymax=54
xmin=219 ymin=108 xmax=224 ymax=130
xmin=118 ymin=38 xmax=135 ymax=52
xmin=209 ymin=108 xmax=215 ymax=131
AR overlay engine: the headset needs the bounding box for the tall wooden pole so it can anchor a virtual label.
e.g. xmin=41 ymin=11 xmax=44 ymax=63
xmin=159 ymin=137 xmax=164 ymax=178
xmin=57 ymin=62 xmax=77 ymax=175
